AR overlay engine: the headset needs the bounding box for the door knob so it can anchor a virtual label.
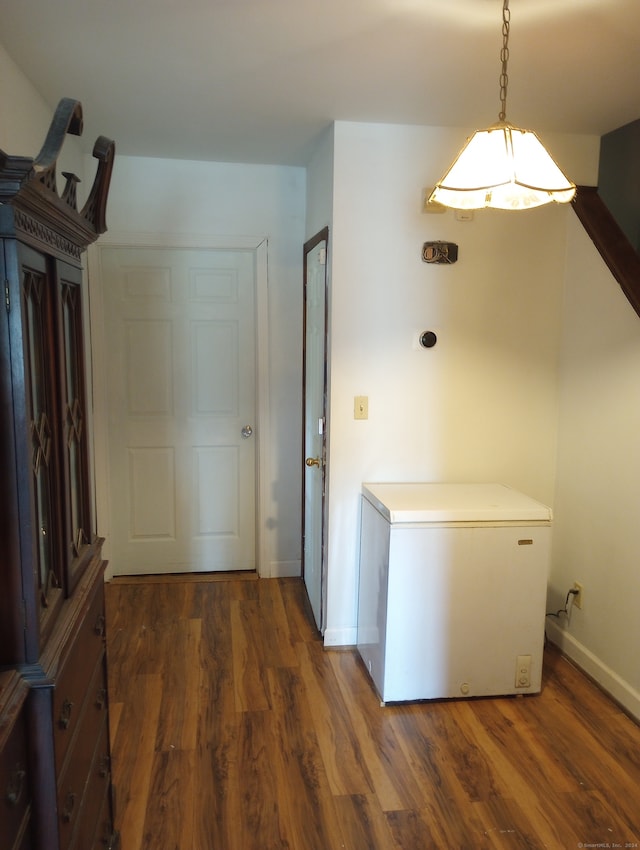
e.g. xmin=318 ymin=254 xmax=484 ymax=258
xmin=241 ymin=425 xmax=253 ymax=438
xmin=305 ymin=457 xmax=321 ymax=467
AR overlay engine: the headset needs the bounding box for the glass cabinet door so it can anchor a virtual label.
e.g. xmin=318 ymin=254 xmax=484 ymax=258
xmin=57 ymin=259 xmax=93 ymax=593
xmin=17 ymin=246 xmax=95 ymax=625
xmin=19 ymin=247 xmax=62 ymax=616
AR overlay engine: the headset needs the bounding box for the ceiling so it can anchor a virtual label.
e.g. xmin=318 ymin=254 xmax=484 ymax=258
xmin=2 ymin=0 xmax=640 ymax=166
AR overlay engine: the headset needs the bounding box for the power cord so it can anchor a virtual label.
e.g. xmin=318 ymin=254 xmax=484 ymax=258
xmin=546 ymin=588 xmax=579 ymax=619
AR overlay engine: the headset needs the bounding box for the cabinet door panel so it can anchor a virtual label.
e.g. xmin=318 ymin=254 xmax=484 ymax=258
xmin=0 ymin=238 xmax=32 ymax=664
xmin=17 ymin=245 xmax=65 ymax=646
xmin=56 ymin=260 xmax=92 ymax=595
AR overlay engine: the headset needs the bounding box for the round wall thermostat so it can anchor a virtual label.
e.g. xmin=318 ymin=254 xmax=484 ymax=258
xmin=419 ymin=331 xmax=437 ymax=348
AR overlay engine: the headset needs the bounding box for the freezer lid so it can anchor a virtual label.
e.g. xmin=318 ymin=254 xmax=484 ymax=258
xmin=362 ymin=483 xmax=552 ymax=524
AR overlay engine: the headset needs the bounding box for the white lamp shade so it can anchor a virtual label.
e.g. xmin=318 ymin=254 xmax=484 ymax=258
xmin=429 ymin=123 xmax=576 ymax=210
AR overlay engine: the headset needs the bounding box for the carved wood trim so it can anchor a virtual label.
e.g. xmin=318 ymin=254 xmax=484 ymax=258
xmin=12 ymin=209 xmax=83 ymax=261
xmin=0 ymin=98 xmax=115 ymax=258
xmin=572 ymin=185 xmax=640 ymax=319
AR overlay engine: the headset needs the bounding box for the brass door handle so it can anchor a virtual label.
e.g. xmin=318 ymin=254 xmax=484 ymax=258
xmin=305 ymin=457 xmax=321 ymax=467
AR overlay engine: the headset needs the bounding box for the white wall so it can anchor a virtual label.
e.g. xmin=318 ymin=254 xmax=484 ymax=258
xmin=93 ymin=155 xmax=307 ymax=579
xmin=323 ymin=120 xmax=600 ymax=645
xmin=547 ymin=213 xmax=640 ymax=718
xmin=305 ymin=125 xmax=334 ymax=241
xmin=0 ymin=44 xmax=87 ymax=192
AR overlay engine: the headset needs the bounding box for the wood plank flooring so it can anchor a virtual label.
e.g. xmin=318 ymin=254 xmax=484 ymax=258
xmin=105 ymin=576 xmax=640 ymax=850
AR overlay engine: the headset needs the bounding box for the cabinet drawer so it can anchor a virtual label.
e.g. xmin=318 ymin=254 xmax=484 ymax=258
xmin=0 ymin=673 xmax=33 ymax=850
xmin=68 ymin=718 xmax=112 ymax=850
xmin=53 ymin=579 xmax=106 ymax=772
xmin=11 ymin=815 xmax=35 ymax=850
xmin=57 ymin=655 xmax=109 ymax=850
xmin=89 ymin=783 xmax=119 ymax=850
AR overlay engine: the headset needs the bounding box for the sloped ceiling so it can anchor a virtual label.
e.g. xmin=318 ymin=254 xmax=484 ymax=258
xmin=1 ymin=0 xmax=639 ymax=165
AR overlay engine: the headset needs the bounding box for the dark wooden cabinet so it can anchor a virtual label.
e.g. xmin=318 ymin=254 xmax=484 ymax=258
xmin=0 ymin=99 xmax=118 ymax=850
xmin=0 ymin=672 xmax=34 ymax=850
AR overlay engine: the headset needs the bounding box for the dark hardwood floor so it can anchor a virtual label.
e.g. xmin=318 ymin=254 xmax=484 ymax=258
xmin=105 ymin=575 xmax=640 ymax=850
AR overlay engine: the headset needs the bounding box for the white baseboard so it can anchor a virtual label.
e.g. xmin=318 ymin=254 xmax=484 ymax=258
xmin=266 ymin=560 xmax=301 ymax=578
xmin=323 ymin=627 xmax=358 ymax=648
xmin=546 ymin=620 xmax=640 ymax=722
xmin=105 ymin=562 xmax=298 ymax=580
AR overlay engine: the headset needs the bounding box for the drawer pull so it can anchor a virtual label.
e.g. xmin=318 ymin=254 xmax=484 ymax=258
xmin=96 ymin=687 xmax=108 ymax=710
xmin=59 ymin=698 xmax=74 ymax=729
xmin=99 ymin=823 xmax=119 ymax=847
xmin=62 ymin=790 xmax=76 ymax=822
xmin=98 ymin=754 xmax=111 ymax=778
xmin=6 ymin=767 xmax=26 ymax=807
xmin=94 ymin=614 xmax=106 ymax=637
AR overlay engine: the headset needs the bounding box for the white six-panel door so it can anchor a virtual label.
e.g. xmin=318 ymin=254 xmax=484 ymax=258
xmin=100 ymin=246 xmax=257 ymax=574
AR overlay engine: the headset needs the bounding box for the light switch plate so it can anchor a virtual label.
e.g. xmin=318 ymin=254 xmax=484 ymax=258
xmin=354 ymin=396 xmax=368 ymax=420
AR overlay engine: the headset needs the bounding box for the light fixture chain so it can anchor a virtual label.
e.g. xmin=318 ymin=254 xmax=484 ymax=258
xmin=499 ymin=0 xmax=510 ymax=122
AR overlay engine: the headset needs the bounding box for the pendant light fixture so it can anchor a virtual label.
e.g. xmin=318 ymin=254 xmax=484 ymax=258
xmin=428 ymin=0 xmax=576 ymax=211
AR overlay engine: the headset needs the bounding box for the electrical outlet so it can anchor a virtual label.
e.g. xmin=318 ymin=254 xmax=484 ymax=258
xmin=515 ymin=654 xmax=532 ymax=689
xmin=573 ymin=582 xmax=583 ymax=609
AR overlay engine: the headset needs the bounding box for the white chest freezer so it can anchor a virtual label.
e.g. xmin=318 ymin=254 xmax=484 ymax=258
xmin=356 ymin=483 xmax=552 ymax=703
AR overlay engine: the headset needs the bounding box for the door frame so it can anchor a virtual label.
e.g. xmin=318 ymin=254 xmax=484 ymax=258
xmin=86 ymin=231 xmax=271 ymax=579
xmin=301 ymin=227 xmax=329 ymax=632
